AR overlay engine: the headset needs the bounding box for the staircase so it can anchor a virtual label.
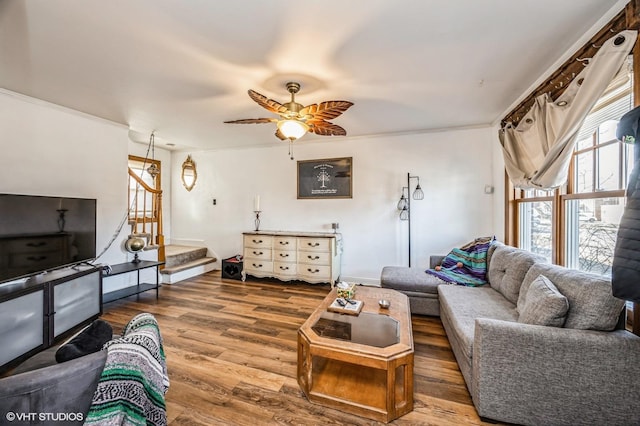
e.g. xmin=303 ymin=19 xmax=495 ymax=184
xmin=160 ymin=244 xmax=217 ymax=284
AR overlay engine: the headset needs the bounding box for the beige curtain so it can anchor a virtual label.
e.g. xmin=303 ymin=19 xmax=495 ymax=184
xmin=499 ymin=30 xmax=637 ymax=190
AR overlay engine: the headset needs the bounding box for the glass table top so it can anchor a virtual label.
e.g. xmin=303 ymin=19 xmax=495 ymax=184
xmin=311 ymin=311 xmax=400 ymax=348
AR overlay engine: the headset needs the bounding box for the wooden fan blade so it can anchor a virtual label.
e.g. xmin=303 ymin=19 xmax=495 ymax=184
xmin=224 ymin=118 xmax=276 ymax=124
xmin=300 ymin=101 xmax=354 ymax=121
xmin=275 ymin=129 xmax=287 ymax=140
xmin=307 ymin=120 xmax=347 ymax=136
xmin=248 ymin=90 xmax=289 ymax=115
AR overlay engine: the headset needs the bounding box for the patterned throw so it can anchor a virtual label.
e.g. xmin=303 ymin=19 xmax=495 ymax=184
xmin=425 ymin=236 xmax=495 ymax=286
xmin=84 ymin=313 xmax=169 ymax=426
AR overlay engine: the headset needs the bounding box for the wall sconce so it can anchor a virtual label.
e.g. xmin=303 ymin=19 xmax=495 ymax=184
xmin=181 ymin=155 xmax=197 ymax=192
xmin=396 ymin=173 xmax=424 ymax=266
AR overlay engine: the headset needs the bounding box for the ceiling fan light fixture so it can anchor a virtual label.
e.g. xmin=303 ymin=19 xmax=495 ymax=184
xmin=277 ymin=119 xmax=308 ymax=140
xmin=225 ymin=81 xmax=353 ymax=158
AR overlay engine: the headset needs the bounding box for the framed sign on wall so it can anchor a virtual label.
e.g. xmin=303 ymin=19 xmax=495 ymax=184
xmin=297 ymin=157 xmax=352 ymax=199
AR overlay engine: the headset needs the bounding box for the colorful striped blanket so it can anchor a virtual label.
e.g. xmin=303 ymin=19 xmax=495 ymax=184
xmin=425 ymin=236 xmax=495 ymax=286
xmin=84 ymin=313 xmax=169 ymax=426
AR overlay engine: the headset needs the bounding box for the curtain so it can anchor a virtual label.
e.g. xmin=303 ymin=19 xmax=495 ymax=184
xmin=499 ymin=30 xmax=637 ymax=190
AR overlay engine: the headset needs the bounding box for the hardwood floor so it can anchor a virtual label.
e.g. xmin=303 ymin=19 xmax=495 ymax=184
xmin=101 ymin=271 xmax=502 ymax=425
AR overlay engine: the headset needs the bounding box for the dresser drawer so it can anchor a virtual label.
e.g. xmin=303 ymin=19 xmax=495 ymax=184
xmin=298 ymin=251 xmax=330 ymax=265
xmin=274 ymin=261 xmax=297 ymax=276
xmin=297 ymin=237 xmax=331 ymax=252
xmin=243 ymin=235 xmax=273 ymax=249
xmin=299 ymin=264 xmax=331 ymax=280
xmin=274 ymin=236 xmax=297 ymax=250
xmin=244 ymin=260 xmax=273 ymax=273
xmin=244 ymin=248 xmax=272 ymax=260
xmin=274 ymin=249 xmax=296 ymax=262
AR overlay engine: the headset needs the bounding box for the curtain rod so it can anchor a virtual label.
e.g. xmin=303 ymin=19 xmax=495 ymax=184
xmin=501 ymin=4 xmax=637 ymax=128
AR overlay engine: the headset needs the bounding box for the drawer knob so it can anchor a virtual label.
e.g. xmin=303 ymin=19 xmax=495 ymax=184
xmin=308 ymin=242 xmax=320 ymax=247
xmin=279 ymin=266 xmax=289 ymax=270
xmin=279 ymin=241 xmax=289 ymax=245
xmin=252 ymin=263 xmax=263 ymax=268
xmin=253 ymin=251 xmax=263 ymax=255
xmin=280 ymin=253 xmax=289 ymax=258
xmin=308 ymin=255 xmax=320 ymax=260
xmin=307 ymin=268 xmax=320 ymax=273
xmin=252 ymin=239 xmax=263 ymax=244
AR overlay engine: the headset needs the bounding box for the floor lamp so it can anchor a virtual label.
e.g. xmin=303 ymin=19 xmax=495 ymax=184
xmin=397 ymin=173 xmax=424 ymax=266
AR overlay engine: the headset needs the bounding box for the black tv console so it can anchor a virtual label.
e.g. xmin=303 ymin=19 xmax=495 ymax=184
xmin=0 ymin=266 xmax=102 ymax=374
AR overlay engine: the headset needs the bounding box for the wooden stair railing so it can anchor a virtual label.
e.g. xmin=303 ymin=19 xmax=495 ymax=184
xmin=128 ymin=168 xmax=165 ymax=266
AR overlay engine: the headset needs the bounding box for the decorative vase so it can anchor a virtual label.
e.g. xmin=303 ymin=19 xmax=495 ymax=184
xmin=124 ymin=236 xmax=146 ymax=263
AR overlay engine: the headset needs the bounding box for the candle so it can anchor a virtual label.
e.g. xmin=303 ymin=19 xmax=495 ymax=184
xmin=254 ymin=195 xmax=260 ymax=211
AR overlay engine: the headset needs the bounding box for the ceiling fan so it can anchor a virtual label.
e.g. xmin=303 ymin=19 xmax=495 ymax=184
xmin=224 ymin=82 xmax=354 ymax=157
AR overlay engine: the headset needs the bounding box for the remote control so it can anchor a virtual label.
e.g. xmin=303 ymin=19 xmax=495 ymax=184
xmin=336 ymin=298 xmax=346 ymax=307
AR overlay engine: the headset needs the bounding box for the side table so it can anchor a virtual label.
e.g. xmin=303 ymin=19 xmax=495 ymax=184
xmin=102 ymin=260 xmax=164 ymax=304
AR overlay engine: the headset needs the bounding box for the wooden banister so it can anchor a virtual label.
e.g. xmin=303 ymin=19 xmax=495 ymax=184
xmin=127 ymin=167 xmax=164 ymax=265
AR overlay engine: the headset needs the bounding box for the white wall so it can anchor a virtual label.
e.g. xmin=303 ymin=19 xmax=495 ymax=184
xmin=0 ymin=90 xmax=151 ymax=291
xmin=170 ymin=126 xmax=498 ymax=284
xmin=0 ymin=89 xmax=502 ymax=286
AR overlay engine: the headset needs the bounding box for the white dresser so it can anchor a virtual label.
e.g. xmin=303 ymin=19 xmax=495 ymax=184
xmin=242 ymin=231 xmax=342 ymax=286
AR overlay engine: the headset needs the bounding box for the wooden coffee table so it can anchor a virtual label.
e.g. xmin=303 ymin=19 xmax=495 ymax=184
xmin=297 ymin=286 xmax=414 ymax=423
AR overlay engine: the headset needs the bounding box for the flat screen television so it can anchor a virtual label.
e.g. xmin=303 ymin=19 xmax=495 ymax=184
xmin=0 ymin=194 xmax=97 ymax=284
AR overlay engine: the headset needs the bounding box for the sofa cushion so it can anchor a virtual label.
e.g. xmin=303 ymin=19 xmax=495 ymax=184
xmin=487 ymin=243 xmax=545 ymax=305
xmin=517 ymin=274 xmax=569 ymax=327
xmin=519 ymin=263 xmax=625 ymax=331
xmin=438 ymin=285 xmax=518 ymax=360
xmin=380 ymin=266 xmax=443 ymax=295
xmin=56 ymin=319 xmax=113 ymax=363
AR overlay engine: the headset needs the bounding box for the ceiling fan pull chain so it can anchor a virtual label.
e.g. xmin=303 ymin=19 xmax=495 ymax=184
xmin=289 ymin=139 xmax=294 ymax=160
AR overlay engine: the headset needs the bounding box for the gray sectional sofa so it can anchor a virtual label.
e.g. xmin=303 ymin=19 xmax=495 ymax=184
xmin=381 ymin=242 xmax=640 ymax=426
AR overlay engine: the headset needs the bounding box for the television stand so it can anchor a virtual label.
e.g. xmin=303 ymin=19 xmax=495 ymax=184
xmin=102 ymin=260 xmax=164 ymax=304
xmin=0 ymin=267 xmax=102 ymax=374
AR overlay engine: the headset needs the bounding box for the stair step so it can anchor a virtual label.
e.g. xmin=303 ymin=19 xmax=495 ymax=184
xmin=164 ymin=245 xmax=208 ymax=268
xmin=160 ymin=257 xmax=217 ymax=275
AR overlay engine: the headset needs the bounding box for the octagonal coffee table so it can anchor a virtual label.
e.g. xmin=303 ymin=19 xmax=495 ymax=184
xmin=297 ymin=286 xmax=414 ymax=423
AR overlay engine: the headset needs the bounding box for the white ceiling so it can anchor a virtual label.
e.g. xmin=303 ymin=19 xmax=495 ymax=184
xmin=0 ymin=0 xmax=628 ymax=151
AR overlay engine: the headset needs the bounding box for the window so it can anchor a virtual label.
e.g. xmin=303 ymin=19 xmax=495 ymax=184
xmin=510 ymin=60 xmax=633 ymax=275
xmin=517 ymin=191 xmax=554 ymax=263
xmin=563 ymin=120 xmax=632 ymax=275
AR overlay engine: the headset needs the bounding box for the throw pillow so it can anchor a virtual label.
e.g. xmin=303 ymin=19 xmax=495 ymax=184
xmin=518 ymin=274 xmax=569 ymax=327
xmin=425 ymin=236 xmax=495 ymax=286
xmin=55 ymin=319 xmax=113 ymax=363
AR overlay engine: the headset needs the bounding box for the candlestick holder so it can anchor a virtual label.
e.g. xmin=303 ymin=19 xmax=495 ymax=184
xmin=254 ymin=210 xmax=262 ymax=231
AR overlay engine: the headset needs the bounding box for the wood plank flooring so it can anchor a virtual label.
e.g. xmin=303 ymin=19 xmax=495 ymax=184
xmin=101 ymin=271 xmax=504 ymax=426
